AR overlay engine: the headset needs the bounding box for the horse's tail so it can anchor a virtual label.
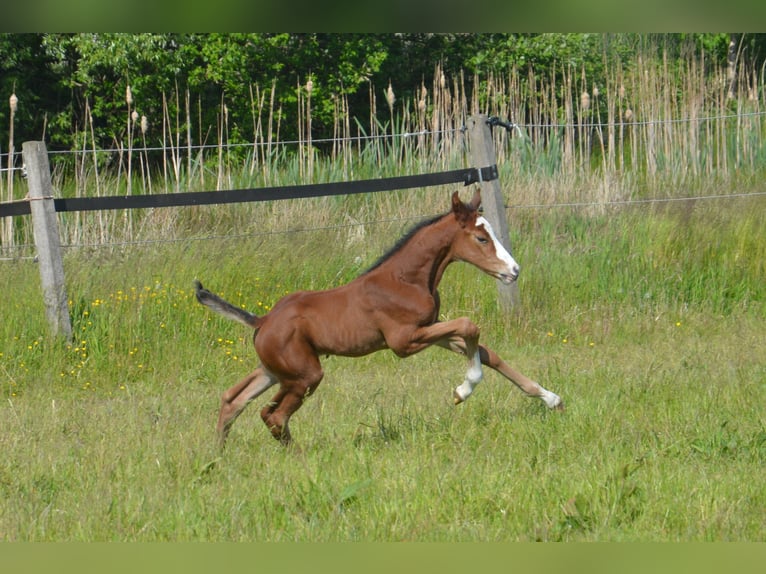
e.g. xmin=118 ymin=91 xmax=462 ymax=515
xmin=194 ymin=280 xmax=262 ymax=330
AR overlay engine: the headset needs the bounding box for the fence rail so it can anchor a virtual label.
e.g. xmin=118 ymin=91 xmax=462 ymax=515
xmin=0 ymin=166 xmax=495 ymax=219
xmin=4 ymin=114 xmax=515 ymax=340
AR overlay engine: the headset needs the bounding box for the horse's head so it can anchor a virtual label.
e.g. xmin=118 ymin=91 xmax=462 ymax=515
xmin=451 ymin=189 xmax=520 ymax=284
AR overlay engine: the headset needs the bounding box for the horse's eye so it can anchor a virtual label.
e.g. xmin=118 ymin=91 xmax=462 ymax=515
xmin=476 ymin=235 xmax=489 ymax=244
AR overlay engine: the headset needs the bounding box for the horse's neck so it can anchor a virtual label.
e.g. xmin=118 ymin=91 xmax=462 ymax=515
xmin=383 ymin=220 xmax=455 ymax=293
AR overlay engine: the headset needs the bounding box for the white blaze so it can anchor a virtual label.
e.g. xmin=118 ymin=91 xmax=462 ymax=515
xmin=476 ymin=216 xmax=519 ymax=277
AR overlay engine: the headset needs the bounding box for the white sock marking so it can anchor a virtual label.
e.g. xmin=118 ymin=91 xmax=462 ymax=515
xmin=455 ymin=350 xmax=483 ymax=401
xmin=539 ymin=388 xmax=562 ymax=409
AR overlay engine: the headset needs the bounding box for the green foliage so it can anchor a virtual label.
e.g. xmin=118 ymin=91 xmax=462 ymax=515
xmin=0 ymin=34 xmax=63 ymax=145
xmin=19 ymin=33 xmax=391 ymax=151
xmin=1 ymin=33 xmax=757 ymax=154
xmin=469 ymin=33 xmax=629 ymax=74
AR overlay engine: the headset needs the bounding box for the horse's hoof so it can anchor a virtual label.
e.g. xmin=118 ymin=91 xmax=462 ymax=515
xmin=453 ymin=390 xmax=464 ymax=405
xmin=554 ymin=401 xmax=565 ymax=412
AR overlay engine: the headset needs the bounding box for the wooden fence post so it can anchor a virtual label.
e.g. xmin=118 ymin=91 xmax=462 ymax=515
xmin=23 ymin=141 xmax=72 ymax=340
xmin=467 ymin=114 xmax=519 ymax=310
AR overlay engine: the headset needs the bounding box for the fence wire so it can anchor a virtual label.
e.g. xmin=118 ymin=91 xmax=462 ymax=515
xmin=2 ymin=107 xmax=765 ymax=259
xmin=1 ymin=108 xmax=764 ymax=164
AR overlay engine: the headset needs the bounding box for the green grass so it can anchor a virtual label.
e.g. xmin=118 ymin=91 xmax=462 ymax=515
xmin=1 ymin=191 xmax=764 ymax=541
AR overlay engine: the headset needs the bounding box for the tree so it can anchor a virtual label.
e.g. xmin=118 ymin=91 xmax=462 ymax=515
xmin=31 ymin=33 xmax=393 ymax=151
xmin=0 ymin=34 xmax=63 ymax=147
xmin=40 ymin=33 xmax=193 ymax=149
xmin=3 ymin=33 xmax=762 ymax=162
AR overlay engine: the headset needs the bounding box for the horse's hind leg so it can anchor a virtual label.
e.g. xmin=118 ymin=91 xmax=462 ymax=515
xmin=218 ymin=367 xmax=278 ymax=447
xmin=260 ymin=361 xmax=324 ymax=447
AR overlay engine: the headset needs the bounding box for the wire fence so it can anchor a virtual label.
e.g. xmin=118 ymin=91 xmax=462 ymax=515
xmin=2 ymin=106 xmax=765 ymax=261
xmin=2 ymin=108 xmax=765 ymax=167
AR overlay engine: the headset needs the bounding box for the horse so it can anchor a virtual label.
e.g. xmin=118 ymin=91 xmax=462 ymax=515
xmin=195 ymin=189 xmax=563 ymax=448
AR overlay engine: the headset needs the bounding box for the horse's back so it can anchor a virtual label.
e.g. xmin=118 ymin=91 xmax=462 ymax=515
xmin=255 ymin=283 xmax=389 ymax=359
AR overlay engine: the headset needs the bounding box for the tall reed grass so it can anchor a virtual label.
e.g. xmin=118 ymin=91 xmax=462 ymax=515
xmin=1 ymin=47 xmax=765 ymax=254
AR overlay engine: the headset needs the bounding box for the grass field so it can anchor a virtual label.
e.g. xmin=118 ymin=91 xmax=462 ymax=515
xmin=1 ymin=188 xmax=764 ymax=541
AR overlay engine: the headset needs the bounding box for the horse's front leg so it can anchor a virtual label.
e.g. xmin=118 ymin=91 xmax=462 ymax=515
xmin=391 ymin=318 xmax=485 ymax=404
xmin=437 ymin=339 xmax=564 ymax=410
xmin=479 ymin=345 xmax=563 ymax=410
xmin=452 ymin=344 xmax=484 ymax=404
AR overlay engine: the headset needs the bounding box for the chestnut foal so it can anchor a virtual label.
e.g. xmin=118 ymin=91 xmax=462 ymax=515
xmin=196 ymin=189 xmax=563 ymax=448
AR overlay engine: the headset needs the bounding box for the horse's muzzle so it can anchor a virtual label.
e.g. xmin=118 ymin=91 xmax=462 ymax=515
xmin=499 ymin=264 xmax=520 ymax=284
xmin=498 ymin=273 xmax=518 ymax=285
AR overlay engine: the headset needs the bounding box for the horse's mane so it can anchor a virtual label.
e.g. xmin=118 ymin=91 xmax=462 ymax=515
xmin=362 ymin=212 xmax=448 ymax=274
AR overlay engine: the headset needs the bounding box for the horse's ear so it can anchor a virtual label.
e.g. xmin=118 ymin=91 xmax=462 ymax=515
xmin=451 ymin=190 xmax=463 ymax=212
xmin=469 ymin=188 xmax=482 ymax=210
xmin=451 ymin=191 xmax=468 ymax=222
xmin=451 ymin=190 xmax=476 ymax=226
